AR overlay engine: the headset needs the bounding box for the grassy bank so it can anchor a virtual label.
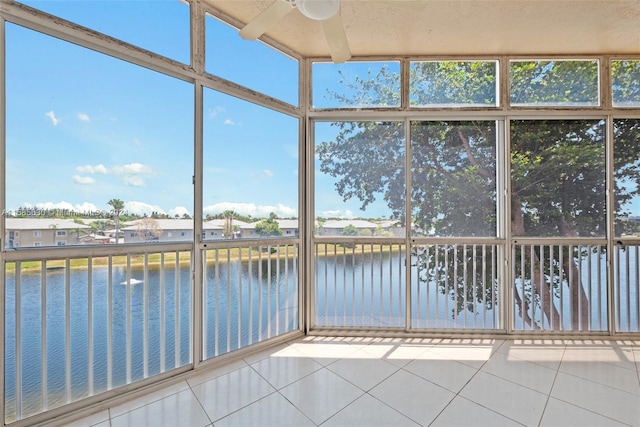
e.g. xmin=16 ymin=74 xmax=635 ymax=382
xmin=5 ymin=243 xmax=400 ymax=273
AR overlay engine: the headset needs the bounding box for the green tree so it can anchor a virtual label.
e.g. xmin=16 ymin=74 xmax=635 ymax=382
xmin=222 ymin=210 xmax=238 ymax=239
xmin=340 ymin=224 xmax=359 ymax=236
xmin=255 ymin=217 xmax=282 ymax=237
xmin=317 ymin=61 xmax=640 ymax=330
xmin=108 ymin=198 xmax=125 ymax=244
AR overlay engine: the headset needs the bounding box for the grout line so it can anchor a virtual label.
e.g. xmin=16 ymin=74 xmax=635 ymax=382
xmin=536 ymin=342 xmax=567 ymax=427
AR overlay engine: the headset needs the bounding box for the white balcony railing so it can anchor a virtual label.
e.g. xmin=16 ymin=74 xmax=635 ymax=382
xmin=614 ymin=243 xmax=640 ymax=333
xmin=202 ymin=240 xmax=300 ymax=359
xmin=4 ymin=237 xmax=640 ymax=425
xmin=511 ymin=241 xmax=608 ymax=332
xmin=314 ymin=241 xmax=406 ymax=328
xmin=3 ymin=240 xmax=300 ymax=424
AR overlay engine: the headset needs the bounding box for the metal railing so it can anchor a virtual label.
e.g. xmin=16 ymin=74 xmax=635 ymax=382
xmin=511 ymin=241 xmax=608 ymax=332
xmin=5 ymin=236 xmax=640 ymax=424
xmin=3 ymin=244 xmax=193 ymax=423
xmin=314 ymin=241 xmax=406 ymax=328
xmin=614 ymin=243 xmax=640 ymax=333
xmin=411 ymin=242 xmax=500 ymax=330
xmin=201 ymin=240 xmax=300 ymax=359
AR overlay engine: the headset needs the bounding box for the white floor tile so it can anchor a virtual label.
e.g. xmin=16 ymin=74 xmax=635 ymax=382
xmin=59 ymin=410 xmax=110 ymax=427
xmin=215 ymin=392 xmax=314 ymax=427
xmin=287 ymin=341 xmax=361 ymax=365
xmin=249 ymin=350 xmax=323 ymax=389
xmin=327 ymin=350 xmax=400 ymax=390
xmin=429 ymin=340 xmax=500 ymax=368
xmin=562 ymin=344 xmax=637 ymax=371
xmin=59 ymin=337 xmax=640 ymax=427
xmin=482 ymin=350 xmax=558 ymax=394
xmin=497 ymin=340 xmax=566 ymax=370
xmin=321 ymin=393 xmax=420 ymax=427
xmin=241 ymin=342 xmax=297 ymax=365
xmin=431 ymin=396 xmax=522 ymax=427
xmin=559 ymin=359 xmax=640 ymax=395
xmin=360 ymin=341 xmax=433 ymax=367
xmin=551 ymin=372 xmax=640 ymax=426
xmin=540 ymin=397 xmax=629 ymax=427
xmin=186 ymin=358 xmax=248 ymax=387
xmin=109 ymin=380 xmax=191 ymax=418
xmin=460 ymin=371 xmax=548 ymax=426
xmin=279 ymin=367 xmax=364 ymax=425
xmin=403 ymin=356 xmax=478 ymax=393
xmin=190 ymin=365 xmax=275 ymax=422
xmin=369 ymin=368 xmax=455 ymax=426
xmin=110 ymin=389 xmax=210 ymax=427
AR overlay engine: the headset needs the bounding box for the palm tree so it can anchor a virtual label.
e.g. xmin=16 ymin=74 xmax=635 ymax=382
xmin=108 ymin=198 xmax=125 ymax=244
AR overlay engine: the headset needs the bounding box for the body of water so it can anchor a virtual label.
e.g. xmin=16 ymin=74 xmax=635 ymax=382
xmin=4 ymin=247 xmax=639 ymax=421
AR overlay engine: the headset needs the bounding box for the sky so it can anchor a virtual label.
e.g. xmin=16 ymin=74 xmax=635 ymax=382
xmin=5 ymin=0 xmax=395 ymax=221
xmin=7 ymin=1 xmax=640 ymax=222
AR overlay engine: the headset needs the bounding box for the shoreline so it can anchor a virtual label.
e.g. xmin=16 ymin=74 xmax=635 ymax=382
xmin=6 ymin=244 xmax=400 ymax=273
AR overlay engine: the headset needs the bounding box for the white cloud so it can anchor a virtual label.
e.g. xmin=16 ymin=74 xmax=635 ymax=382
xmin=72 ymin=175 xmax=95 ymax=185
xmin=75 ymin=162 xmax=155 ymax=186
xmin=224 ymin=119 xmax=236 ymax=126
xmin=123 ymin=175 xmax=146 ymax=187
xmin=76 ymin=164 xmax=108 ymax=174
xmin=123 ymin=201 xmax=165 ymax=216
xmin=77 ymin=113 xmax=90 ymax=122
xmin=27 ymin=201 xmax=99 ymax=214
xmin=169 ymin=206 xmax=191 ymax=218
xmin=45 ymin=110 xmax=60 ymax=126
xmin=208 ymin=106 xmax=225 ymax=118
xmin=115 ymin=163 xmax=154 ymax=187
xmin=318 ymin=209 xmax=356 ymax=219
xmin=30 ymin=201 xmax=75 ymax=211
xmin=74 ymin=202 xmax=100 ymax=213
xmin=251 ymin=169 xmax=274 ymax=179
xmin=204 ymin=202 xmax=297 ymax=218
xmin=113 ymin=163 xmax=154 ymax=176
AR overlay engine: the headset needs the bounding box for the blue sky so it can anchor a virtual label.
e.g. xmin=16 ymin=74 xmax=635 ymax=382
xmin=8 ymin=1 xmax=639 ymax=222
xmin=5 ymin=0 xmax=392 ymax=220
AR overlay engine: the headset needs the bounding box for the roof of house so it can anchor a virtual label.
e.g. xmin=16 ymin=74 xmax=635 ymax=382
xmin=5 ymin=218 xmax=90 ymax=230
xmin=320 ymin=220 xmax=378 ymax=229
xmin=122 ymin=219 xmax=222 ymax=231
xmin=240 ymin=219 xmax=299 ymax=230
xmin=205 ymin=219 xmax=249 ymax=228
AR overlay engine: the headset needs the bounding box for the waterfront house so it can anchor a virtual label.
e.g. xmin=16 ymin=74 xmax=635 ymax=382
xmin=122 ymin=218 xmax=225 ymax=243
xmin=239 ymin=218 xmax=299 ymax=238
xmin=317 ymin=219 xmax=378 ymax=237
xmin=4 ymin=218 xmax=90 ymax=248
xmin=204 ymin=218 xmax=249 ymax=239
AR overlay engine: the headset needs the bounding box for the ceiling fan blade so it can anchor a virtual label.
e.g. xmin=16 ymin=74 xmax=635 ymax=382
xmin=239 ymin=0 xmax=294 ymax=40
xmin=321 ymin=14 xmax=351 ymax=63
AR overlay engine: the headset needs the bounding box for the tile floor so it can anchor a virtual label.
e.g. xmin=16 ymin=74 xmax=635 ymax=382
xmin=62 ymin=336 xmax=640 ymax=427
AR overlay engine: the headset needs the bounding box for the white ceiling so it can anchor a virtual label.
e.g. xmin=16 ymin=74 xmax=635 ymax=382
xmin=204 ymin=0 xmax=640 ymax=59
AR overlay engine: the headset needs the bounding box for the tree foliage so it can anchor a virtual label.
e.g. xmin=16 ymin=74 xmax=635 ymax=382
xmin=316 ymin=60 xmax=640 ymax=330
xmin=255 ymin=217 xmax=282 ymax=237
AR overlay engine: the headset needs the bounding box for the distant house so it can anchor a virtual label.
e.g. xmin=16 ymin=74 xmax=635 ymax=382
xmin=239 ymin=219 xmax=299 ymax=238
xmin=204 ymin=218 xmax=249 ymax=239
xmin=122 ymin=218 xmax=226 ymax=243
xmin=374 ymin=220 xmax=406 ymax=237
xmin=316 ymin=219 xmax=377 ymax=237
xmin=5 ymin=218 xmax=90 ymax=248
